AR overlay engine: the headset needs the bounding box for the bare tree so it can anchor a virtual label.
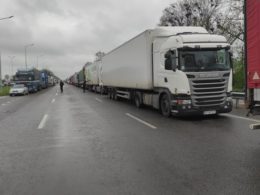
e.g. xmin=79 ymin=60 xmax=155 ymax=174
xmin=95 ymin=51 xmax=106 ymax=61
xmin=159 ymin=0 xmax=244 ymax=44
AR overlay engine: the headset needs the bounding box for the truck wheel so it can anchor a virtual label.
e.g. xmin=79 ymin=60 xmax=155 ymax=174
xmin=134 ymin=93 xmax=142 ymax=108
xmin=112 ymin=90 xmax=117 ymax=100
xmin=160 ymin=94 xmax=171 ymax=117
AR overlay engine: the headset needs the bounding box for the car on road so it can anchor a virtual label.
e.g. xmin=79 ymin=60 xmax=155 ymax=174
xmin=9 ymin=84 xmax=29 ymax=96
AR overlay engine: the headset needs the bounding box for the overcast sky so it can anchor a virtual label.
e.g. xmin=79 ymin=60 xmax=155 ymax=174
xmin=0 ymin=0 xmax=173 ymax=79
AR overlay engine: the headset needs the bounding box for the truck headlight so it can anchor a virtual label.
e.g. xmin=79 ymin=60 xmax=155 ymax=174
xmin=226 ymin=97 xmax=232 ymax=102
xmin=172 ymin=99 xmax=192 ymax=105
xmin=182 ymin=100 xmax=192 ymax=104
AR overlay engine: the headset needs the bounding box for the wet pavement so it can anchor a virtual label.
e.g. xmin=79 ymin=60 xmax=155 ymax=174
xmin=1 ymin=85 xmax=260 ymax=195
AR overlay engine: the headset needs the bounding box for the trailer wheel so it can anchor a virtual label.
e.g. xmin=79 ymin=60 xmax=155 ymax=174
xmin=108 ymin=89 xmax=112 ymax=99
xmin=112 ymin=89 xmax=117 ymax=100
xmin=160 ymin=94 xmax=171 ymax=117
xmin=134 ymin=93 xmax=143 ymax=108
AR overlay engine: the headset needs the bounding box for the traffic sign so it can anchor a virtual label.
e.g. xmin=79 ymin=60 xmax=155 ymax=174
xmin=253 ymin=72 xmax=260 ymax=80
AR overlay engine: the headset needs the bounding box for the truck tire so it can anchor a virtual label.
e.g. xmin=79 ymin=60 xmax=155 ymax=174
xmin=160 ymin=94 xmax=171 ymax=117
xmin=134 ymin=93 xmax=143 ymax=108
xmin=112 ymin=89 xmax=117 ymax=100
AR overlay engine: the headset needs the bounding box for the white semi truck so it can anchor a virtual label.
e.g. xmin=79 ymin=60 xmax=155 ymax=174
xmin=100 ymin=27 xmax=233 ymax=116
xmin=84 ymin=60 xmax=102 ymax=92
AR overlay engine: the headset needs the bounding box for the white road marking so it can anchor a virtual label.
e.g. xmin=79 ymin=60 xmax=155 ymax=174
xmin=38 ymin=114 xmax=48 ymax=129
xmin=11 ymin=144 xmax=65 ymax=153
xmin=56 ymin=93 xmax=58 ymax=96
xmin=51 ymin=99 xmax=55 ymax=103
xmin=6 ymin=101 xmax=11 ymax=104
xmin=45 ymin=136 xmax=86 ymax=140
xmin=1 ymin=104 xmax=6 ymax=106
xmin=126 ymin=113 xmax=157 ymax=129
xmin=222 ymin=113 xmax=260 ymax=123
xmin=95 ymin=98 xmax=103 ymax=103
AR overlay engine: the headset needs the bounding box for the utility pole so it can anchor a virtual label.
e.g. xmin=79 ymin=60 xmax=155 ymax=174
xmin=24 ymin=44 xmax=34 ymax=70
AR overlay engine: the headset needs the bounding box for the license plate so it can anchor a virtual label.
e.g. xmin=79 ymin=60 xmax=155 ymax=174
xmin=203 ymin=110 xmax=216 ymax=115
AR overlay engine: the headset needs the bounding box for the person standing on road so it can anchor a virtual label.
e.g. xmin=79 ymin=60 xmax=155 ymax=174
xmin=60 ymin=80 xmax=64 ymax=93
xmin=83 ymin=80 xmax=86 ymax=93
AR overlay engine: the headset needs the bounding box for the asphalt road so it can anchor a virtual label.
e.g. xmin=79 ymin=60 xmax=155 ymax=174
xmin=1 ymin=85 xmax=260 ymax=195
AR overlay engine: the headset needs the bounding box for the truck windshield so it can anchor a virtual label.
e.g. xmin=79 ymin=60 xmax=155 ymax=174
xmin=15 ymin=74 xmax=34 ymax=81
xmin=178 ymin=48 xmax=231 ymax=72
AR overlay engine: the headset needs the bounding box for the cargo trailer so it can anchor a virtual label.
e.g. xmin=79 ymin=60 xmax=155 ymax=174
xmin=101 ymin=27 xmax=233 ymax=116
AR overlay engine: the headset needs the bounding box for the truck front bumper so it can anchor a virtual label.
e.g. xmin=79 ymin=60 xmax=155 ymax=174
xmin=171 ymin=100 xmax=233 ymax=116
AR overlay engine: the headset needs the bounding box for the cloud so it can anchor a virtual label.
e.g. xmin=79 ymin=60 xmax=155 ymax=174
xmin=0 ymin=0 xmax=173 ymax=79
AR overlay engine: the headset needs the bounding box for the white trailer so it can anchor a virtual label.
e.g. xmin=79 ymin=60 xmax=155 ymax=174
xmin=48 ymin=76 xmax=54 ymax=86
xmin=70 ymin=73 xmax=78 ymax=86
xmin=101 ymin=27 xmax=233 ymax=116
xmin=84 ymin=61 xmax=100 ymax=92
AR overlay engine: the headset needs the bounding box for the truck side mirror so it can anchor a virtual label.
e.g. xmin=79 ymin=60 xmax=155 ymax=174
xmin=172 ymin=59 xmax=177 ymax=72
xmin=165 ymin=53 xmax=172 ymax=70
xmin=164 ymin=50 xmax=177 ymax=71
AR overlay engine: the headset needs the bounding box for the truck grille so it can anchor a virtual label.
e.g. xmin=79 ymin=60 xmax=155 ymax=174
xmin=190 ymin=78 xmax=228 ymax=107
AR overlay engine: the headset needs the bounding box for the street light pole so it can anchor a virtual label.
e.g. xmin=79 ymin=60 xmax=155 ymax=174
xmin=0 ymin=16 xmax=14 ymax=21
xmin=0 ymin=15 xmax=14 ymax=88
xmin=24 ymin=44 xmax=34 ymax=70
xmin=9 ymin=56 xmax=15 ymax=77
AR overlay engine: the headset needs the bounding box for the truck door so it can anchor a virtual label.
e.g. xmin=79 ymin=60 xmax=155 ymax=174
xmin=153 ymin=40 xmax=177 ymax=93
xmin=153 ymin=39 xmax=170 ymax=88
xmin=153 ymin=38 xmax=190 ymax=95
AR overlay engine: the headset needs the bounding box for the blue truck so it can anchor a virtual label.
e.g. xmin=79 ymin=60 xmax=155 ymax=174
xmin=14 ymin=69 xmax=41 ymax=93
xmin=40 ymin=70 xmax=48 ymax=89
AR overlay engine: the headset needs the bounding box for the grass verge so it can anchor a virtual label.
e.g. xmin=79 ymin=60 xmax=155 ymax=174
xmin=0 ymin=86 xmax=10 ymax=96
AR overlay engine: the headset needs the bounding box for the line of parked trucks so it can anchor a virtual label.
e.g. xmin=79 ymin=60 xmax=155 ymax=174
xmin=68 ymin=27 xmax=233 ymax=116
xmin=13 ymin=68 xmax=57 ymax=93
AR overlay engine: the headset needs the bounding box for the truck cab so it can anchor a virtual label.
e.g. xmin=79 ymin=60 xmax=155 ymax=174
xmin=152 ymin=28 xmax=233 ymax=116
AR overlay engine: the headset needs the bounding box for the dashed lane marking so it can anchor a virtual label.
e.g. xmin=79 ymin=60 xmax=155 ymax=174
xmin=95 ymin=98 xmax=103 ymax=103
xmin=126 ymin=113 xmax=157 ymax=129
xmin=222 ymin=113 xmax=260 ymax=123
xmin=51 ymin=99 xmax=55 ymax=103
xmin=38 ymin=114 xmax=48 ymax=129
